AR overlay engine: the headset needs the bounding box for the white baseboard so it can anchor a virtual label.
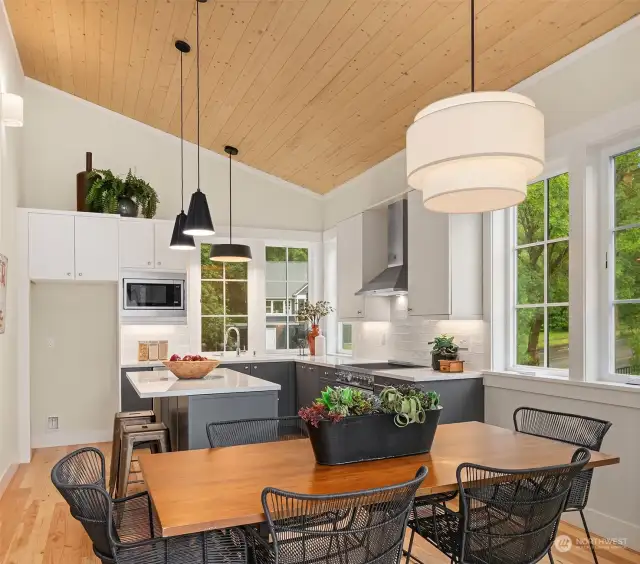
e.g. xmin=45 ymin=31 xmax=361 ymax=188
xmin=0 ymin=463 xmax=19 ymax=501
xmin=563 ymin=507 xmax=640 ymax=552
xmin=31 ymin=430 xmax=112 ymax=449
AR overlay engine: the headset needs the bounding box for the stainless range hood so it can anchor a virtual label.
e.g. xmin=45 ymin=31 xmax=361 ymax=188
xmin=355 ymin=199 xmax=408 ymax=297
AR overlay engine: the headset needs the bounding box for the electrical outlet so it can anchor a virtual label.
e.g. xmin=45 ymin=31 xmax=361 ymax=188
xmin=47 ymin=416 xmax=59 ymax=430
xmin=457 ymin=336 xmax=470 ymax=350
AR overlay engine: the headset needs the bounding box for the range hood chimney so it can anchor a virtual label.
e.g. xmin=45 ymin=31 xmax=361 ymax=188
xmin=355 ymin=199 xmax=408 ymax=297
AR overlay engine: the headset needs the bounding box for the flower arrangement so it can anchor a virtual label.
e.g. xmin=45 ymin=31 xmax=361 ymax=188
xmin=296 ymin=300 xmax=335 ymax=326
xmin=299 ymin=385 xmax=440 ymax=428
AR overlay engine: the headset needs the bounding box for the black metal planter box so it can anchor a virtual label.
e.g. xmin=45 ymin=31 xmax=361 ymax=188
xmin=305 ymin=408 xmax=442 ymax=465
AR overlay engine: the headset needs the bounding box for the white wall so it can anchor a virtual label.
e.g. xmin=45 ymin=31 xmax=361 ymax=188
xmin=485 ymin=375 xmax=640 ymax=550
xmin=22 ymin=79 xmax=323 ymax=232
xmin=0 ymin=1 xmax=23 ymax=485
xmin=30 ymin=283 xmax=118 ymax=448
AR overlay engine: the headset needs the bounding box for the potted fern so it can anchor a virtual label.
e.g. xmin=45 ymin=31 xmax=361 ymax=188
xmin=86 ymin=169 xmax=159 ymax=218
xmin=299 ymin=385 xmax=442 ymax=465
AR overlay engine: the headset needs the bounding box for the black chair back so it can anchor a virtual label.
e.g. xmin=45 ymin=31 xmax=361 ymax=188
xmin=206 ymin=416 xmax=308 ymax=448
xmin=261 ymin=466 xmax=427 ymax=564
xmin=513 ymin=407 xmax=611 ymax=510
xmin=457 ymin=448 xmax=591 ymax=564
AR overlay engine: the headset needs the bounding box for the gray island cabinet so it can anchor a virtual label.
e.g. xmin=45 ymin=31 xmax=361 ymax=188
xmin=126 ymin=368 xmax=280 ymax=451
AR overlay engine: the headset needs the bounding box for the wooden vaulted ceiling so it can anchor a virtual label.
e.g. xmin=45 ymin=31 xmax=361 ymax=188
xmin=6 ymin=0 xmax=640 ymax=194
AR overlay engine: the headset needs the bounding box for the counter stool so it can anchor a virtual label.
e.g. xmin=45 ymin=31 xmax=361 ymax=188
xmin=116 ymin=422 xmax=170 ymax=498
xmin=108 ymin=411 xmax=155 ymax=496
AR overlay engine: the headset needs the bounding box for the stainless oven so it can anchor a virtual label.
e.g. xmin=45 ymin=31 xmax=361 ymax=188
xmin=122 ymin=273 xmax=186 ymax=320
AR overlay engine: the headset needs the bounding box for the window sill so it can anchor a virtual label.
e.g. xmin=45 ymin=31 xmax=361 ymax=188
xmin=483 ymin=370 xmax=640 ymax=409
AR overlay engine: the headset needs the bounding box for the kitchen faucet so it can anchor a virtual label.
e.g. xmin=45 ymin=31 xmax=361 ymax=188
xmin=225 ymin=326 xmax=241 ymax=356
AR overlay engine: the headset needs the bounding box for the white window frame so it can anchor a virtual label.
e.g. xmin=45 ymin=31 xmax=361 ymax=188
xmin=337 ymin=322 xmax=353 ymax=355
xmin=508 ymin=170 xmax=570 ymax=376
xmin=600 ymin=139 xmax=640 ymax=385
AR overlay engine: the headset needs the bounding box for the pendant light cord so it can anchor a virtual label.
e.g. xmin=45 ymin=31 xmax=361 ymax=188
xmin=470 ymin=0 xmax=475 ymax=93
xmin=229 ymin=151 xmax=233 ymax=243
xmin=180 ymin=50 xmax=185 ymax=211
xmin=196 ymin=0 xmax=201 ymax=192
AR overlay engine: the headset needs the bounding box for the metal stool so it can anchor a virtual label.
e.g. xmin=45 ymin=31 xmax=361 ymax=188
xmin=116 ymin=422 xmax=170 ymax=499
xmin=109 ymin=411 xmax=155 ymax=496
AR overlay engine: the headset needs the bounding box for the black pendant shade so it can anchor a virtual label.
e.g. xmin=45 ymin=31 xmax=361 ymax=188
xmin=210 ymin=145 xmax=252 ymax=262
xmin=170 ymin=39 xmax=196 ymax=250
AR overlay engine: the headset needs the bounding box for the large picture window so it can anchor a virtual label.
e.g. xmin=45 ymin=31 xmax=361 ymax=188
xmin=201 ymin=244 xmax=248 ymax=352
xmin=514 ymin=173 xmax=569 ymax=368
xmin=611 ymin=148 xmax=640 ymax=376
xmin=266 ymin=246 xmax=309 ymax=350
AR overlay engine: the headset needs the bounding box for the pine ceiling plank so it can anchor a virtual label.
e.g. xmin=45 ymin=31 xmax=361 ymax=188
xmin=50 ymin=0 xmax=75 ymax=92
xmin=269 ymin=0 xmax=440 ymax=179
xmin=248 ymin=0 xmax=407 ymax=169
xmin=145 ymin=1 xmax=193 ymax=125
xmin=133 ymin=0 xmax=177 ymax=121
xmin=110 ymin=0 xmax=138 ymax=113
xmin=488 ymin=0 xmax=640 ymax=91
xmin=208 ymin=0 xmax=332 ymax=156
xmin=66 ymin=0 xmax=87 ymax=98
xmin=237 ymin=0 xmax=359 ymax=156
xmin=159 ymin=0 xmax=231 ymax=135
xmin=97 ymin=0 xmax=118 ymax=108
xmin=194 ymin=0 xmax=279 ymax=149
xmin=33 ymin=0 xmax=60 ymax=88
xmin=84 ymin=1 xmax=102 ymax=104
xmin=203 ymin=0 xmax=305 ymax=151
xmin=6 ymin=0 xmax=36 ymax=77
xmin=121 ymin=0 xmax=156 ymax=118
xmin=270 ymin=0 xmax=466 ymax=180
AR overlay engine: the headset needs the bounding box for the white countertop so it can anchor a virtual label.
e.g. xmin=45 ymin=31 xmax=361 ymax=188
xmin=125 ymin=368 xmax=281 ymax=398
xmin=121 ymin=355 xmax=482 ymax=383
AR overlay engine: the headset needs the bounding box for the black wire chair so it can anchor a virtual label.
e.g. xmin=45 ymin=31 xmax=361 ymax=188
xmin=407 ymin=448 xmax=591 ymax=564
xmin=246 ymin=466 xmax=428 ymax=564
xmin=50 ymin=447 xmax=156 ymax=564
xmin=514 ymin=407 xmax=612 ymax=563
xmin=105 ymin=488 xmax=249 ymax=564
xmin=206 ymin=416 xmax=308 ymax=448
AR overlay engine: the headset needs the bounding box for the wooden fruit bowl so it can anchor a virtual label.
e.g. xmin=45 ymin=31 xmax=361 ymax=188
xmin=162 ymin=359 xmax=221 ymax=379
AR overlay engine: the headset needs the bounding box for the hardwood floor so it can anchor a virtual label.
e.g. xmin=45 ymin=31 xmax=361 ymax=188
xmin=0 ymin=443 xmax=637 ymax=564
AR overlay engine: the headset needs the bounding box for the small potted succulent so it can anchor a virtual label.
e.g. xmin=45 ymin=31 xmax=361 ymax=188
xmin=429 ymin=334 xmax=459 ymax=371
xmin=86 ymin=168 xmax=159 ymax=218
xmin=299 ymin=384 xmax=442 ymax=465
xmin=296 ymin=300 xmax=334 ymax=356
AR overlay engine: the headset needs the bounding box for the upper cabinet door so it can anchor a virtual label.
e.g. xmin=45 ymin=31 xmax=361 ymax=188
xmin=75 ymin=216 xmax=119 ymax=281
xmin=407 ymin=190 xmax=451 ymax=316
xmin=120 ymin=220 xmax=155 ymax=269
xmin=29 ymin=213 xmax=75 ymax=280
xmin=154 ymin=222 xmax=188 ymax=271
xmin=336 ymin=214 xmax=365 ymax=319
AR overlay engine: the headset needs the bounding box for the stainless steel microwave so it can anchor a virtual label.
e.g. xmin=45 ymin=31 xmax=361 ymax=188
xmin=122 ymin=274 xmax=186 ymax=319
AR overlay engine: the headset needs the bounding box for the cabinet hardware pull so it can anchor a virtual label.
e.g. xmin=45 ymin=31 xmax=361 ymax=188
xmin=78 ymin=272 xmax=83 ymax=276
xmin=357 ymin=310 xmax=362 ymax=314
xmin=408 ymin=307 xmax=413 ymax=312
xmin=66 ymin=272 xmax=71 ymax=276
xmin=147 ymin=261 xmax=151 ymax=265
xmin=158 ymin=262 xmax=162 ymax=266
xmin=253 ymin=366 xmax=257 ymax=369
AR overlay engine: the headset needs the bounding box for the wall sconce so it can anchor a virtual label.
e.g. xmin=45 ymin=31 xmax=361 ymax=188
xmin=1 ymin=93 xmax=23 ymax=127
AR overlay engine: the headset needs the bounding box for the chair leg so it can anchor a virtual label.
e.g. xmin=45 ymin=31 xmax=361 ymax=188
xmin=405 ymin=527 xmax=416 ymax=564
xmin=548 ymin=549 xmax=555 ymax=563
xmin=117 ymin=436 xmax=134 ymax=498
xmin=579 ymin=510 xmax=599 ymax=564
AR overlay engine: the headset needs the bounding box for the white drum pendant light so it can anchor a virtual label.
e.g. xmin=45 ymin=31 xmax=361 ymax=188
xmin=406 ymin=0 xmax=544 ymax=213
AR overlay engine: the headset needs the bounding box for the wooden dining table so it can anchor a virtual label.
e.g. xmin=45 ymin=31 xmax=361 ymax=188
xmin=138 ymin=421 xmax=620 ymax=537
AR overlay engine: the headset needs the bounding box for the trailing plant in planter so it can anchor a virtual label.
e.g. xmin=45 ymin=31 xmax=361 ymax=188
xmin=86 ymin=168 xmax=159 ymax=218
xmin=429 ymin=334 xmax=459 ymax=370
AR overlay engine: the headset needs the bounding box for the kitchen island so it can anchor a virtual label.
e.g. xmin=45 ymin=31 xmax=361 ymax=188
xmin=126 ymin=368 xmax=280 ymax=450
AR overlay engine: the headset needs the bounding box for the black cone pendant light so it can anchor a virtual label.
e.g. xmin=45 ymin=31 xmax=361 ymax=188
xmin=210 ymin=146 xmax=252 ymax=262
xmin=183 ymin=0 xmax=215 ymax=237
xmin=170 ymin=40 xmax=196 ymax=250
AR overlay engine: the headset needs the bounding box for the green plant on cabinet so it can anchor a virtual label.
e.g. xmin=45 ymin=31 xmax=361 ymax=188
xmin=86 ymin=168 xmax=159 ymax=218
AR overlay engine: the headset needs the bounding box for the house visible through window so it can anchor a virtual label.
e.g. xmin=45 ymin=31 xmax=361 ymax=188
xmin=266 ymin=246 xmax=309 ymax=350
xmin=514 ymin=173 xmax=569 ymax=368
xmin=201 ymin=244 xmax=248 ymax=352
xmin=611 ymin=148 xmax=640 ymax=376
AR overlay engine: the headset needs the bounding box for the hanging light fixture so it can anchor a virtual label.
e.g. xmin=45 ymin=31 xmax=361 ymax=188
xmin=183 ymin=0 xmax=215 ymax=236
xmin=406 ymin=0 xmax=544 ymax=213
xmin=210 ymin=146 xmax=252 ymax=262
xmin=170 ymin=40 xmax=196 ymax=251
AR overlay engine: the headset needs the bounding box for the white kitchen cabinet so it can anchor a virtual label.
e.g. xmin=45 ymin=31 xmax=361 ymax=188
xmin=407 ymin=190 xmax=482 ymax=319
xmin=120 ymin=219 xmax=155 ymax=269
xmin=74 ymin=216 xmax=119 ymax=281
xmin=29 ymin=213 xmax=75 ymax=280
xmin=154 ymin=222 xmax=187 ymax=270
xmin=336 ymin=211 xmax=390 ymax=321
